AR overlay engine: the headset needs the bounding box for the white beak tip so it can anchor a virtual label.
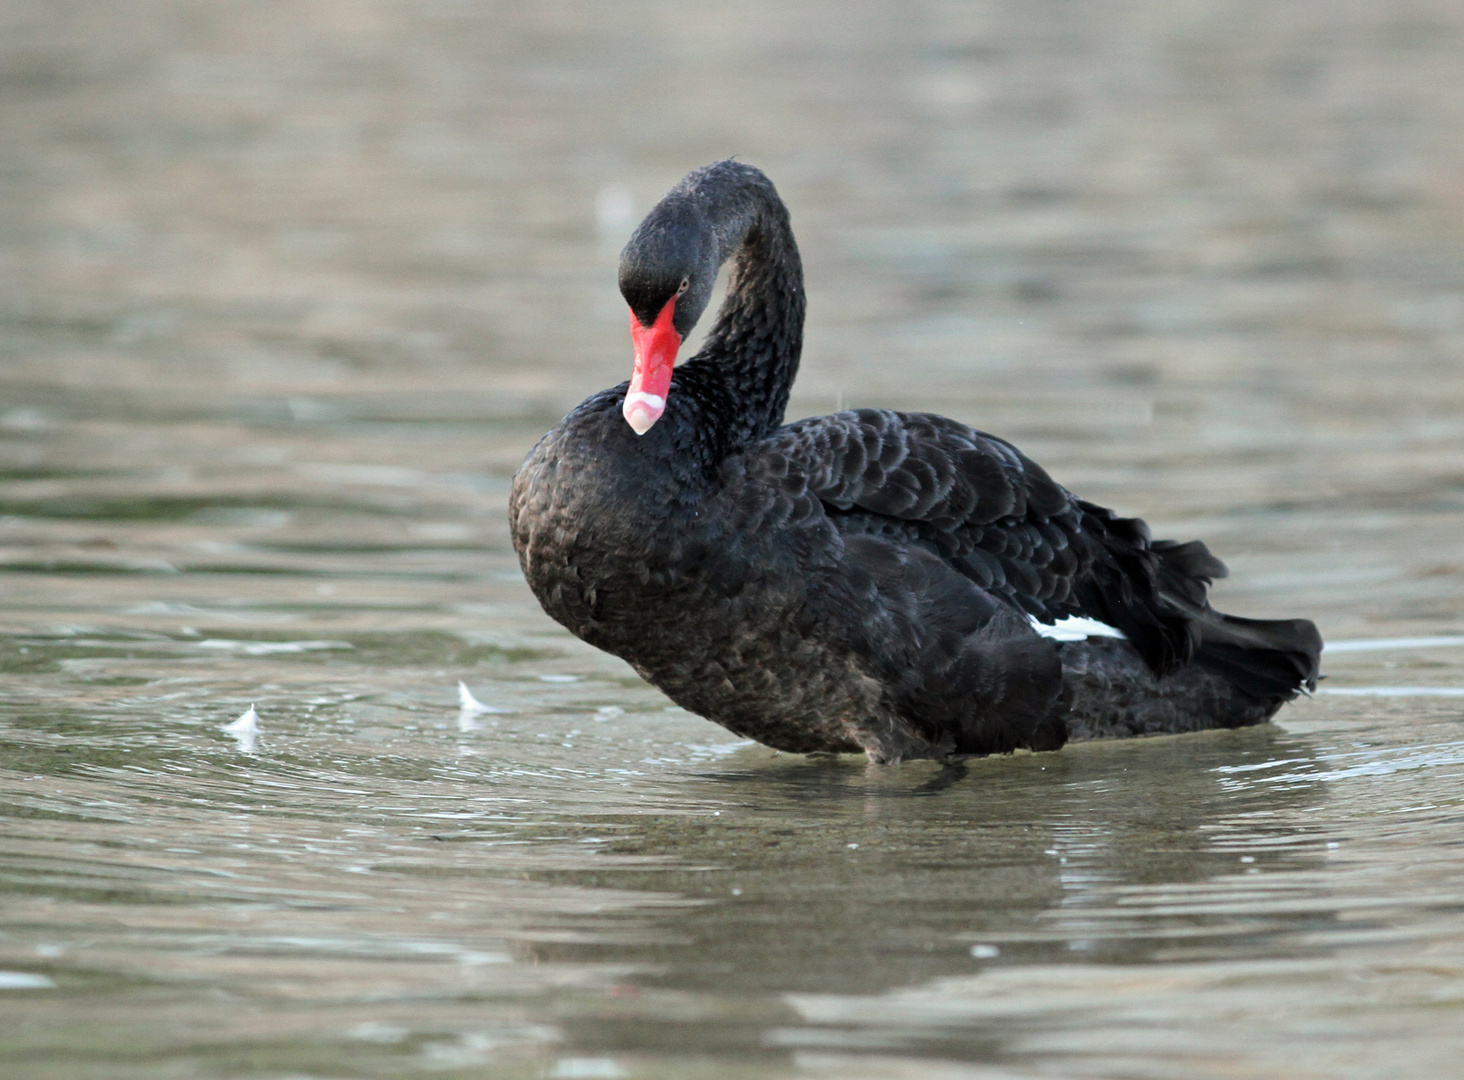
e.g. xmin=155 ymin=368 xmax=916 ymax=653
xmin=622 ymin=392 xmax=665 ymax=435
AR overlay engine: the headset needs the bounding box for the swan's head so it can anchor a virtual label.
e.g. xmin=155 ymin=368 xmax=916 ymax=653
xmin=616 ymin=198 xmax=719 ymax=434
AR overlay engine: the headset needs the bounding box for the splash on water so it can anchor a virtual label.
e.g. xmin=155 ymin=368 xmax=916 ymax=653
xmin=222 ymin=704 xmax=260 ymax=753
xmin=457 ymin=681 xmax=509 ymax=732
xmin=198 ymin=639 xmax=353 ymax=656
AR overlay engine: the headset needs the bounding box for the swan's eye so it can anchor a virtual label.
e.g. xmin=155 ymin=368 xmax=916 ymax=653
xmin=677 ymin=278 xmax=690 ymax=295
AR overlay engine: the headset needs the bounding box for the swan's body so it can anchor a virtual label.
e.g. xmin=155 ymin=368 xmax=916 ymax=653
xmin=510 ymin=161 xmax=1320 ymax=763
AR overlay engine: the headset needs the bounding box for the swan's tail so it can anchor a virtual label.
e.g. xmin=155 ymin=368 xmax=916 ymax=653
xmin=1192 ymin=612 xmax=1322 ymax=703
xmin=1057 ymin=523 xmax=1322 ymax=740
xmin=1057 ymin=625 xmax=1316 ymax=742
xmin=1147 ymin=535 xmax=1321 ymax=703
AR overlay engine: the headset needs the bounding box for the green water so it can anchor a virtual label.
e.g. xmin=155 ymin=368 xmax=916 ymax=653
xmin=3 ymin=2 xmax=1464 ymax=1077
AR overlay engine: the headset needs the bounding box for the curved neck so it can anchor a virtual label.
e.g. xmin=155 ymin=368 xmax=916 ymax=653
xmin=680 ymin=167 xmax=805 ymax=448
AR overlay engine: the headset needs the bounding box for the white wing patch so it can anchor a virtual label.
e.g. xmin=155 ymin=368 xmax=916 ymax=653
xmin=1029 ymin=615 xmax=1127 ymax=642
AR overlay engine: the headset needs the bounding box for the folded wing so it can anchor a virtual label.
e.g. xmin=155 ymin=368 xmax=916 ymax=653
xmin=747 ymin=408 xmax=1225 ymax=675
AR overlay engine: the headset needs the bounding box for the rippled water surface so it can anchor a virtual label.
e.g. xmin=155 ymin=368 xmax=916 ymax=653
xmin=3 ymin=3 xmax=1464 ymax=1077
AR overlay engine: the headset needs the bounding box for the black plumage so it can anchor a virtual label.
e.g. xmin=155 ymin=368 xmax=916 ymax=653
xmin=510 ymin=161 xmax=1322 ymax=763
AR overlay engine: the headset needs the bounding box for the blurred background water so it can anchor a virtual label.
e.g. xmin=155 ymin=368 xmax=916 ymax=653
xmin=2 ymin=2 xmax=1463 ymax=1077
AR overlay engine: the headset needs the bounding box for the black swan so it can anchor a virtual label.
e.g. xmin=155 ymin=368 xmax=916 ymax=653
xmin=510 ymin=161 xmax=1321 ymax=763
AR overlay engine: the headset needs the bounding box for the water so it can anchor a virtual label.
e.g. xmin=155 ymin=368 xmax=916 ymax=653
xmin=3 ymin=2 xmax=1464 ymax=1077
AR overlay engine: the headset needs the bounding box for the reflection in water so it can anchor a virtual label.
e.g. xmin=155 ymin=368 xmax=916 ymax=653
xmin=1323 ymin=636 xmax=1464 ymax=654
xmin=3 ymin=0 xmax=1464 ymax=1076
xmin=1320 ymin=686 xmax=1464 ymax=697
xmin=528 ymin=731 xmax=1333 ymax=1000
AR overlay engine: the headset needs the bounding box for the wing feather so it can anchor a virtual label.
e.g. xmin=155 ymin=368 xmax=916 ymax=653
xmin=743 ymin=408 xmax=1220 ymax=674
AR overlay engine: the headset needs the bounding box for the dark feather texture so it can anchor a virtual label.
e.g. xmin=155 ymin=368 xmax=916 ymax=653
xmin=509 ymin=161 xmax=1322 ymax=763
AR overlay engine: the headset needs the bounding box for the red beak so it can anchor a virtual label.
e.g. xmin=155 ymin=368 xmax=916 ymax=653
xmin=624 ymin=297 xmax=681 ymax=435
